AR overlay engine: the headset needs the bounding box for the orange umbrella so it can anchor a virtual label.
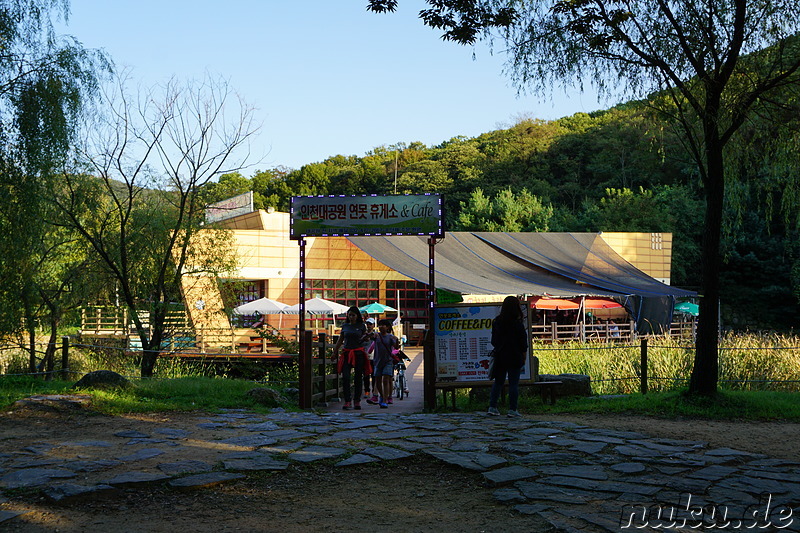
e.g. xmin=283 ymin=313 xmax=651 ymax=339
xmin=532 ymin=298 xmax=581 ymax=310
xmin=581 ymin=298 xmax=623 ymax=309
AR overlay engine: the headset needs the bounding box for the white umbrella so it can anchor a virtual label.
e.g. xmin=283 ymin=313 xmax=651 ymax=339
xmin=282 ymin=297 xmax=350 ymax=315
xmin=233 ymin=297 xmax=289 ymax=315
xmin=282 ymin=297 xmax=351 ymax=336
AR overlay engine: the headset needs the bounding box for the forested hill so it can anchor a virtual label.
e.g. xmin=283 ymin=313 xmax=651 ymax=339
xmin=199 ymin=102 xmax=799 ymax=332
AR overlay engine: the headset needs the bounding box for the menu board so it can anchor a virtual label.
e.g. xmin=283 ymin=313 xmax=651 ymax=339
xmin=433 ymin=303 xmax=531 ymax=382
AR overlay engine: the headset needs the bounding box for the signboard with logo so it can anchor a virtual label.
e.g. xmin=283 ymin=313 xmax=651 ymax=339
xmin=289 ymin=194 xmax=443 ymax=239
xmin=434 ymin=303 xmax=532 ymax=382
xmin=205 ymin=191 xmax=254 ymax=224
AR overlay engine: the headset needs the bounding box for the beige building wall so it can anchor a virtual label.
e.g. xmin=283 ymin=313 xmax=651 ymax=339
xmin=222 ymin=211 xmax=411 ymax=305
xmin=600 ymin=232 xmax=673 ymax=285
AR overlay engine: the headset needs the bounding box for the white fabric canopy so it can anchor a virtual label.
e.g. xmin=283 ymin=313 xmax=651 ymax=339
xmin=233 ymin=297 xmax=289 ymax=315
xmin=282 ymin=297 xmax=350 ymax=315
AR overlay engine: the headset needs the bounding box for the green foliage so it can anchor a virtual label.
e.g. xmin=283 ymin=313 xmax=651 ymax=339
xmin=254 ymin=324 xmax=299 ymax=354
xmin=453 ymin=187 xmax=554 ymax=232
xmin=0 ymin=1 xmax=108 ymax=339
xmin=0 ymin=374 xmax=298 ymax=413
xmin=536 ymin=332 xmax=800 ymax=395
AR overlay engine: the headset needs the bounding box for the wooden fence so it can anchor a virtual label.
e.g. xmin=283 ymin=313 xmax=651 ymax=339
xmin=298 ymin=331 xmax=343 ymax=408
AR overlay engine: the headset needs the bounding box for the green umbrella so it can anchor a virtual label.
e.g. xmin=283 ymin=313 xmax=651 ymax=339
xmin=359 ymin=302 xmax=397 ymax=314
xmin=674 ymin=301 xmax=699 ymax=316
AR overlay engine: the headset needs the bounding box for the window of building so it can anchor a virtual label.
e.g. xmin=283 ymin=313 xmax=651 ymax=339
xmin=386 ymin=279 xmax=429 ymax=321
xmin=307 ymin=279 xmax=379 ymax=306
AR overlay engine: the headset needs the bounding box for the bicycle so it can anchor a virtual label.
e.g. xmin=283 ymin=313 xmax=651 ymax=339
xmin=394 ymin=361 xmax=409 ymax=400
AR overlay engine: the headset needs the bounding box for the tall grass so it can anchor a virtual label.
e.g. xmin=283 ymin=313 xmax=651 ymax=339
xmin=537 ymin=332 xmax=800 ymax=394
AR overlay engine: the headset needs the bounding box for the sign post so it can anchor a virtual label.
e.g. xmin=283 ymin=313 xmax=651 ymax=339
xmin=289 ymin=194 xmax=444 ymax=409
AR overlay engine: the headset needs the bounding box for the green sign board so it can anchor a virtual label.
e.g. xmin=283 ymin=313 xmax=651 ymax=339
xmin=290 ymin=194 xmax=443 ymax=239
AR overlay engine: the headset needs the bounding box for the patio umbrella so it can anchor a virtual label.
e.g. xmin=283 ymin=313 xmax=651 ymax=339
xmin=532 ymin=298 xmax=581 ymax=310
xmin=282 ymin=297 xmax=350 ymax=335
xmin=359 ymin=302 xmax=397 ymax=314
xmin=232 ymin=297 xmax=289 ymax=315
xmin=282 ymin=297 xmax=350 ymax=315
xmin=581 ymin=298 xmax=623 ymax=309
xmin=674 ymin=301 xmax=699 ymax=316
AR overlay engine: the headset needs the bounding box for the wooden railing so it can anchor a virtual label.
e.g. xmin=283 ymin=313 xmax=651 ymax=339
xmin=531 ymin=321 xmax=637 ymax=343
xmin=531 ymin=319 xmax=696 ymax=343
xmin=80 ymin=306 xmax=191 ymax=337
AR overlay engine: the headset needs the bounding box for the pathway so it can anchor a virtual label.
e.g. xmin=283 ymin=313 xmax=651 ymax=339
xmin=2 ymin=398 xmax=799 ymax=531
xmin=322 ymin=346 xmax=425 ymax=414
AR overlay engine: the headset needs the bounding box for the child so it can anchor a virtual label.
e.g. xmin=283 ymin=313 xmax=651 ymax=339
xmin=363 ymin=318 xmax=376 ymax=400
xmin=372 ymin=318 xmax=399 ymax=408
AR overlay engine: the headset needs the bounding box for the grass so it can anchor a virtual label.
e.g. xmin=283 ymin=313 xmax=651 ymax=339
xmin=3 ymin=331 xmax=800 ymax=422
xmin=0 ymin=375 xmax=300 ymax=415
xmin=536 ymin=332 xmax=800 ymax=394
xmin=2 ymin=372 xmax=800 ymax=422
xmin=449 ymin=387 xmax=800 ymax=421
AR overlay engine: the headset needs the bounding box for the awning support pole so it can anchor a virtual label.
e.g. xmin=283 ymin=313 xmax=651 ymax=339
xmin=424 ymin=237 xmax=438 ymax=410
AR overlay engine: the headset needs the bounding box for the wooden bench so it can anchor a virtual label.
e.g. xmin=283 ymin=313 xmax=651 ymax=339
xmin=435 ymin=380 xmax=563 ymax=409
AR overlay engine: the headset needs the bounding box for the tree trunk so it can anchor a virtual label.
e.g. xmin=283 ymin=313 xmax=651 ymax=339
xmin=141 ymin=348 xmax=158 ymax=378
xmin=42 ymin=315 xmax=60 ymax=381
xmin=140 ymin=305 xmax=167 ymax=378
xmin=689 ymin=131 xmax=724 ymax=395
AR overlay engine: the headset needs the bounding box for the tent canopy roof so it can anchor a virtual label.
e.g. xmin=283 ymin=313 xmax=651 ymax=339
xmin=347 ymin=232 xmax=695 ymax=299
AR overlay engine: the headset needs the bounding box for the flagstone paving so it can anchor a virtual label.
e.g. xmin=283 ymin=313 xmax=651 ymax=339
xmin=2 ymin=409 xmax=799 ymax=532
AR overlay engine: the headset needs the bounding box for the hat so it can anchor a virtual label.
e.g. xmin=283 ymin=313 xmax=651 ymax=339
xmin=366 ymin=317 xmax=376 ymax=324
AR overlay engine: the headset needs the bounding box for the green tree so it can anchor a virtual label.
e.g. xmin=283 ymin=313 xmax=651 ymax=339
xmin=368 ymin=0 xmax=800 ymax=395
xmin=250 ymin=167 xmax=293 ymax=210
xmin=200 ymin=172 xmax=252 ymax=205
xmin=454 ymin=187 xmax=554 ymax=232
xmin=53 ymin=74 xmax=255 ymax=377
xmin=0 ymin=0 xmax=107 ymax=337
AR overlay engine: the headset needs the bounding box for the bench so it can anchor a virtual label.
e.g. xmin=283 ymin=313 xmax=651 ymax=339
xmin=435 ymin=380 xmax=563 ymax=409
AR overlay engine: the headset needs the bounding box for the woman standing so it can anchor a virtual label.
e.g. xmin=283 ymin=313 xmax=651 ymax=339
xmin=488 ymin=295 xmax=528 ymax=418
xmin=333 ymin=306 xmax=370 ymax=410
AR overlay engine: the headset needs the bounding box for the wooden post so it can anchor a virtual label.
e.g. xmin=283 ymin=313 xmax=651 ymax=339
xmin=61 ymin=336 xmax=70 ymax=380
xmin=423 ymin=329 xmax=436 ymax=410
xmin=317 ymin=332 xmax=327 ymax=402
xmin=640 ymin=337 xmax=648 ymax=395
xmin=299 ymin=330 xmax=313 ymax=408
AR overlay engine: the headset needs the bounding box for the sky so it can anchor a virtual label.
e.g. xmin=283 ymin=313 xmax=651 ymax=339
xmin=57 ymin=1 xmax=604 ymax=172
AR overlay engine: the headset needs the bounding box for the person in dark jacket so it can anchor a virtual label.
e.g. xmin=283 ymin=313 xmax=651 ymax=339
xmin=488 ymin=295 xmax=528 ymax=418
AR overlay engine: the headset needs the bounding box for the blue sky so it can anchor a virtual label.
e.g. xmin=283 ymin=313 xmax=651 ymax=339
xmin=58 ymin=1 xmax=603 ymax=171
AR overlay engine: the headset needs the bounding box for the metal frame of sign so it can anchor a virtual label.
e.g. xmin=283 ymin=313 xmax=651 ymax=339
xmin=291 ymin=193 xmax=445 ymax=408
xmin=289 ymin=193 xmax=443 ymax=239
xmin=433 ymin=302 xmax=533 ymax=384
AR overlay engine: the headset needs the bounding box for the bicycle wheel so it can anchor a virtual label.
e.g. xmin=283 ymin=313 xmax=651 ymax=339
xmin=397 ymin=373 xmax=406 ymax=400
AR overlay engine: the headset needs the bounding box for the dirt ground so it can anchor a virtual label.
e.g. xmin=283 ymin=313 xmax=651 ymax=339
xmin=1 ymin=408 xmax=798 ymax=532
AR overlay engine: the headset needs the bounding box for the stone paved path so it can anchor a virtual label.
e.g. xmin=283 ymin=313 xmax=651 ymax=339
xmin=2 ymin=408 xmax=799 ymax=532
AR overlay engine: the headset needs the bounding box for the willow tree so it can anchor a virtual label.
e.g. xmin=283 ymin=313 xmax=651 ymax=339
xmin=369 ymin=0 xmax=800 ymax=395
xmin=0 ymin=0 xmax=107 ymax=370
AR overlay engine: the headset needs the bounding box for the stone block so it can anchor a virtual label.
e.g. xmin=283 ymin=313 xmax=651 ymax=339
xmin=536 ymin=373 xmax=592 ymax=397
